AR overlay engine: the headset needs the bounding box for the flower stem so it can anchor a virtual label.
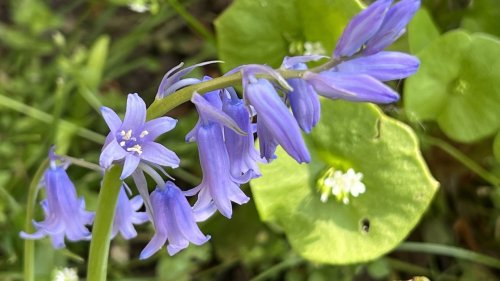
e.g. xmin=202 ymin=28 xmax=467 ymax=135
xmin=87 ymin=165 xmax=122 ymax=281
xmin=249 ymin=256 xmax=304 ymax=281
xmin=421 ymin=136 xmax=500 ymax=186
xmin=167 ymin=0 xmax=215 ymax=45
xmin=146 ymin=57 xmax=347 ymax=120
xmin=23 ymin=159 xmax=49 ymax=281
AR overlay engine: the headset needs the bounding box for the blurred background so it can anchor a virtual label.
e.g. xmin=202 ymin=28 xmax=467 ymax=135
xmin=1 ymin=0 xmax=500 ymax=280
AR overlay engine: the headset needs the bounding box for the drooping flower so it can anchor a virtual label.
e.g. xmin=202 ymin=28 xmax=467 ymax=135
xmin=334 ymin=51 xmax=420 ymax=81
xmin=139 ymin=181 xmax=210 ymax=259
xmin=100 ymin=93 xmax=180 ymax=179
xmin=303 ymin=71 xmax=400 ymax=103
xmin=334 ymin=0 xmax=392 ymax=58
xmin=20 ymin=148 xmax=94 ymax=248
xmin=221 ymin=87 xmax=262 ymax=179
xmin=281 ymin=56 xmax=325 ymax=133
xmin=242 ymin=65 xmax=310 ymax=163
xmin=364 ymin=0 xmax=421 ymax=55
xmin=156 ymin=61 xmax=220 ymax=99
xmin=111 ymin=186 xmax=149 ymax=240
xmin=186 ymin=91 xmax=250 ymax=221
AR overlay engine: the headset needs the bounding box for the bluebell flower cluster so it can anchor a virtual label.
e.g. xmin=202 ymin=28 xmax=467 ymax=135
xmin=21 ymin=0 xmax=420 ymax=258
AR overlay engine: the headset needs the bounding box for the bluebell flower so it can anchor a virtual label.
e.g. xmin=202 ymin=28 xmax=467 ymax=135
xmin=111 ymin=186 xmax=149 ymax=240
xmin=156 ymin=61 xmax=220 ymax=99
xmin=100 ymin=93 xmax=180 ymax=179
xmin=20 ymin=148 xmax=94 ymax=249
xmin=242 ymin=65 xmax=310 ymax=163
xmin=221 ymin=87 xmax=262 ymax=179
xmin=186 ymin=91 xmax=250 ymax=221
xmin=303 ymin=71 xmax=400 ymax=103
xmin=139 ymin=181 xmax=210 ymax=259
xmin=364 ymin=0 xmax=421 ymax=55
xmin=281 ymin=56 xmax=325 ymax=133
xmin=335 ymin=51 xmax=419 ymax=81
xmin=334 ymin=0 xmax=392 ymax=58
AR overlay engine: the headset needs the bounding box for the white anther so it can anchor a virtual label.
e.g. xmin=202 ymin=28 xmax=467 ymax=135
xmin=119 ymin=141 xmax=126 ymax=147
xmin=126 ymin=144 xmax=143 ymax=155
xmin=140 ymin=130 xmax=149 ymax=138
xmin=121 ymin=129 xmax=133 ymax=141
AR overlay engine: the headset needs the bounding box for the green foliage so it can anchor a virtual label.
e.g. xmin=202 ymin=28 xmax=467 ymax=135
xmin=215 ymin=0 xmax=361 ymax=72
xmin=461 ymin=0 xmax=500 ymax=38
xmin=251 ymin=100 xmax=438 ymax=264
xmin=408 ymin=8 xmax=440 ymax=53
xmin=405 ymin=30 xmax=500 ymax=143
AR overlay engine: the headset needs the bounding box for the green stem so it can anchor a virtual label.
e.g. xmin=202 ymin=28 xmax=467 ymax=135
xmin=250 ymin=256 xmax=304 ymax=281
xmin=0 ymin=94 xmax=105 ymax=144
xmin=23 ymin=159 xmax=49 ymax=281
xmin=421 ymin=136 xmax=500 ymax=186
xmin=61 ymin=155 xmax=102 ymax=172
xmin=87 ymin=166 xmax=122 ymax=281
xmin=397 ymin=242 xmax=500 ymax=270
xmin=167 ymin=0 xmax=215 ymax=44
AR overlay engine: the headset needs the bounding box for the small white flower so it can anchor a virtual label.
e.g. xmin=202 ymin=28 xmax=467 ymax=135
xmin=53 ymin=268 xmax=78 ymax=281
xmin=319 ymin=168 xmax=366 ymax=204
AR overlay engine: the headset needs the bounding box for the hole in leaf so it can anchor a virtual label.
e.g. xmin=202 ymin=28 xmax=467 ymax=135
xmin=361 ymin=218 xmax=370 ymax=233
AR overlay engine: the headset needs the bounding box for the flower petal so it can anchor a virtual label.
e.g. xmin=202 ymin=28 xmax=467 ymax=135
xmin=141 ymin=142 xmax=180 ymax=168
xmin=140 ymin=233 xmax=167 ymax=260
xmin=121 ymin=93 xmax=146 ymax=130
xmin=334 ymin=0 xmax=392 ymax=57
xmin=142 ymin=117 xmax=178 ymax=141
xmin=100 ymin=106 xmax=122 ymax=133
xmin=307 ymin=72 xmax=400 ymax=103
xmin=335 ymin=51 xmax=420 ymax=81
xmin=121 ymin=154 xmax=141 ymax=179
xmin=99 ymin=140 xmax=128 ymax=169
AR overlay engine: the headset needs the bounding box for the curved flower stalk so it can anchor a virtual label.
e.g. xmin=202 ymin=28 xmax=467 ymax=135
xmin=100 ymin=93 xmax=180 ymax=179
xmin=111 ymin=186 xmax=149 ymax=239
xmin=20 ymin=148 xmax=94 ymax=248
xmin=140 ymin=181 xmax=210 ymax=259
xmin=186 ymin=91 xmax=251 ymax=221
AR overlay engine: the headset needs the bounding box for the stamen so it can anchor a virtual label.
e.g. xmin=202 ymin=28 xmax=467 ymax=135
xmin=121 ymin=129 xmax=133 ymax=141
xmin=140 ymin=130 xmax=149 ymax=138
xmin=126 ymin=144 xmax=143 ymax=155
xmin=120 ymin=141 xmax=126 ymax=147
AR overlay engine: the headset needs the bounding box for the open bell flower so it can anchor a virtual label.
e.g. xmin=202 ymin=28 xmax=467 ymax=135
xmin=99 ymin=93 xmax=180 ymax=179
xmin=139 ymin=181 xmax=210 ymax=259
xmin=20 ymin=148 xmax=94 ymax=249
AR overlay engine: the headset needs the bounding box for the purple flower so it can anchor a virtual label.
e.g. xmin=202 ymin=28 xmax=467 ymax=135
xmin=111 ymin=186 xmax=149 ymax=240
xmin=365 ymin=0 xmax=421 ymax=55
xmin=186 ymin=91 xmax=250 ymax=221
xmin=335 ymin=51 xmax=420 ymax=81
xmin=281 ymin=56 xmax=323 ymax=133
xmin=221 ymin=88 xmax=262 ymax=178
xmin=156 ymin=61 xmax=220 ymax=99
xmin=139 ymin=181 xmax=210 ymax=259
xmin=242 ymin=66 xmax=310 ymax=163
xmin=20 ymin=149 xmax=94 ymax=249
xmin=334 ymin=0 xmax=392 ymax=58
xmin=100 ymin=93 xmax=180 ymax=179
xmin=303 ymin=72 xmax=399 ymax=103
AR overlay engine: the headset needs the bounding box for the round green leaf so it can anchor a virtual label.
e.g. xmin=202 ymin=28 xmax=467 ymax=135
xmin=251 ymin=100 xmax=438 ymax=264
xmin=405 ymin=30 xmax=500 ymax=143
xmin=215 ymin=0 xmax=360 ymax=72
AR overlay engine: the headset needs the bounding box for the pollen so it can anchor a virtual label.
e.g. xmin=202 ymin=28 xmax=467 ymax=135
xmin=120 ymin=129 xmax=133 ymax=141
xmin=120 ymin=141 xmax=126 ymax=147
xmin=126 ymin=144 xmax=143 ymax=155
xmin=140 ymin=130 xmax=149 ymax=138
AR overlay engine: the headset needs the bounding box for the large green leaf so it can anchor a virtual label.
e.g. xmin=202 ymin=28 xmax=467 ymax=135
xmin=215 ymin=0 xmax=361 ymax=72
xmin=251 ymin=100 xmax=438 ymax=264
xmin=462 ymin=0 xmax=500 ymax=38
xmin=408 ymin=8 xmax=440 ymax=54
xmin=405 ymin=30 xmax=500 ymax=143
